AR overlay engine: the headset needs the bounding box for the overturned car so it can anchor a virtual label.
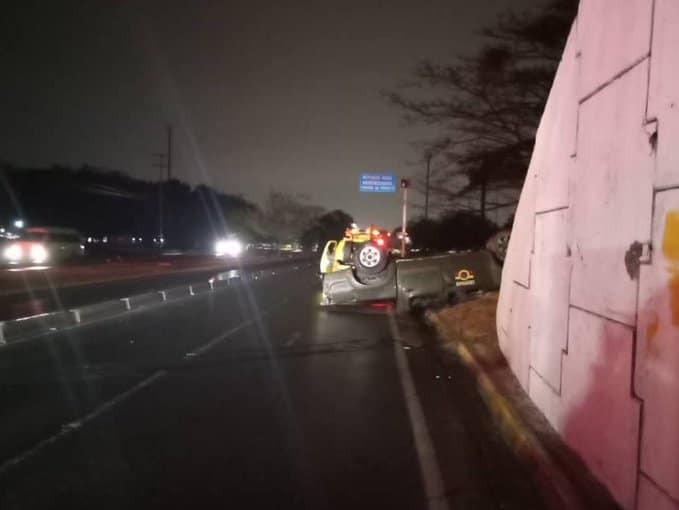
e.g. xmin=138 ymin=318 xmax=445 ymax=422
xmin=319 ymin=225 xmax=505 ymax=311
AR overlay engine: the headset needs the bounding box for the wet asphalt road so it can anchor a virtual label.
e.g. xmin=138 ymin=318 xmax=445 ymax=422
xmin=0 ymin=265 xmax=546 ymax=509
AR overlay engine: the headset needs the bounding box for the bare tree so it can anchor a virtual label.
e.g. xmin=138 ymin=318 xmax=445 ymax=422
xmin=384 ymin=0 xmax=577 ymax=218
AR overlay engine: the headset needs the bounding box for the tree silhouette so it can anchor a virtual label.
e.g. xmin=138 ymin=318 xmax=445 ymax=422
xmin=408 ymin=211 xmax=496 ymax=252
xmin=0 ymin=163 xmax=266 ymax=250
xmin=384 ymin=0 xmax=577 ymax=218
xmin=301 ymin=209 xmax=354 ymax=249
xmin=258 ymin=192 xmax=325 ymax=244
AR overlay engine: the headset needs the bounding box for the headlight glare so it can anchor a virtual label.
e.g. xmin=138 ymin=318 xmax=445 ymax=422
xmin=3 ymin=244 xmax=23 ymax=262
xmin=30 ymin=244 xmax=48 ymax=263
xmin=215 ymin=239 xmax=243 ymax=257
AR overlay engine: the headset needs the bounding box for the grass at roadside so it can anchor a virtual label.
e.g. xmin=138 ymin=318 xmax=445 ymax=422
xmin=426 ymin=292 xmax=620 ymax=510
xmin=428 ymin=291 xmax=504 ymax=363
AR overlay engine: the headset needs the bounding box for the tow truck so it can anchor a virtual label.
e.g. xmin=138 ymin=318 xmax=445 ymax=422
xmin=319 ymin=224 xmax=503 ymax=312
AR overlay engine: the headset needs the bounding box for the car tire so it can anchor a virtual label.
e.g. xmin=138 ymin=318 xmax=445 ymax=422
xmin=355 ymin=261 xmax=394 ymax=285
xmin=353 ymin=241 xmax=388 ymax=275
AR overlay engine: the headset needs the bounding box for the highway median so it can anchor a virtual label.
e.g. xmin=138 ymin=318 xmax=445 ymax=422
xmin=0 ymin=257 xmax=314 ymax=345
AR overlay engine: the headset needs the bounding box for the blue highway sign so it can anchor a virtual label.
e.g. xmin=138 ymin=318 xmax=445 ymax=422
xmin=359 ymin=173 xmax=397 ymax=193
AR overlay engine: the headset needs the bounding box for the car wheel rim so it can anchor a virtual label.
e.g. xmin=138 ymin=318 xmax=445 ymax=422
xmin=359 ymin=246 xmax=381 ymax=268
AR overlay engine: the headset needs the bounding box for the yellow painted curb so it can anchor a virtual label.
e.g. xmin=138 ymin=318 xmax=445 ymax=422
xmin=428 ymin=311 xmax=587 ymax=510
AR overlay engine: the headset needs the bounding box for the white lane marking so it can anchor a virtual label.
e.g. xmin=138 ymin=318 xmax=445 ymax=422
xmin=0 ymin=369 xmax=166 ymax=476
xmin=284 ymin=331 xmax=301 ymax=348
xmin=192 ymin=320 xmax=254 ymax=356
xmin=0 ymin=317 xmax=265 ymax=474
xmin=388 ymin=311 xmax=450 ymax=510
xmin=0 ymin=287 xmax=302 ymax=475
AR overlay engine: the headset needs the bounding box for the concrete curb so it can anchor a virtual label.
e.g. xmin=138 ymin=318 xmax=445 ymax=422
xmin=0 ymin=311 xmax=78 ymax=345
xmin=0 ymin=261 xmax=313 ymax=346
xmin=72 ymin=299 xmax=128 ymax=324
xmin=426 ymin=311 xmax=619 ymax=510
xmin=126 ymin=291 xmax=165 ymax=310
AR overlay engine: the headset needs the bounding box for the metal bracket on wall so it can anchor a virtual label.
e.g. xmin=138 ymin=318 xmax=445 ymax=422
xmin=639 ymin=242 xmax=652 ymax=264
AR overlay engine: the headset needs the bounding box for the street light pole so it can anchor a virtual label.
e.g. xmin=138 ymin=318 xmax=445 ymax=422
xmin=400 ymin=179 xmax=410 ymax=257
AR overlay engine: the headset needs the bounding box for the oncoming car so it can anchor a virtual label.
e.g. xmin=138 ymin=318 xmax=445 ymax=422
xmin=1 ymin=227 xmax=85 ymax=266
xmin=214 ymin=237 xmax=244 ymax=258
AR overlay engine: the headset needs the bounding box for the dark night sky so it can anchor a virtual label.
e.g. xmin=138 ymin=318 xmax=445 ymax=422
xmin=1 ymin=0 xmax=548 ymax=227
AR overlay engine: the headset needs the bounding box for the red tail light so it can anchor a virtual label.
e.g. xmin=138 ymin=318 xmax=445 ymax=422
xmin=376 ymin=237 xmax=385 ymax=247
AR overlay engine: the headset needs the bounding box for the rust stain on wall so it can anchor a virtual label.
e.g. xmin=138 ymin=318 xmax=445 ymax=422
xmin=646 ymin=312 xmax=660 ymax=358
xmin=670 ymin=275 xmax=679 ymax=327
xmin=662 ymin=210 xmax=679 ymax=326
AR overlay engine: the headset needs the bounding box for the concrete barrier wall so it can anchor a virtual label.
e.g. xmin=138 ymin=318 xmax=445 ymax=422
xmin=0 ymin=262 xmax=313 ymax=346
xmin=497 ymin=2 xmax=679 ymax=508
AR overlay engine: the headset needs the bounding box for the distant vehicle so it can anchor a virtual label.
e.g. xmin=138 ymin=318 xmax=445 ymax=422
xmin=214 ymin=237 xmax=243 ymax=257
xmin=279 ymin=242 xmax=303 ymax=254
xmin=252 ymin=242 xmax=277 ymax=253
xmin=1 ymin=227 xmax=84 ymax=266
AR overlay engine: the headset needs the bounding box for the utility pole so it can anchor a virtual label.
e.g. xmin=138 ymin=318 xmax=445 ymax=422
xmin=151 ymin=124 xmax=172 ymax=247
xmin=152 ymin=153 xmax=166 ymax=244
xmin=424 ymin=152 xmax=432 ymax=220
xmin=165 ymin=125 xmax=173 ymax=241
xmin=166 ymin=125 xmax=173 ymax=181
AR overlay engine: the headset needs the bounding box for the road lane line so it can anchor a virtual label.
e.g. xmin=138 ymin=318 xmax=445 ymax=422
xmin=0 ymin=319 xmax=251 ymax=473
xmin=192 ymin=320 xmax=255 ymax=356
xmin=0 ymin=369 xmax=167 ymax=477
xmin=0 ymin=319 xmax=258 ymax=475
xmin=388 ymin=311 xmax=450 ymax=510
xmin=0 ymin=285 xmax=304 ymax=476
xmin=190 ymin=292 xmax=295 ymax=358
xmin=284 ymin=331 xmax=301 ymax=348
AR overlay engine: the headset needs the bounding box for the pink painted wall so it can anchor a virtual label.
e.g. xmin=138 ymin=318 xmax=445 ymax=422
xmin=497 ymin=1 xmax=679 ymax=508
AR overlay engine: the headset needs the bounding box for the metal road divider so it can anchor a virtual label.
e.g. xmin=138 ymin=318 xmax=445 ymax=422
xmin=0 ymin=262 xmax=314 ymax=346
